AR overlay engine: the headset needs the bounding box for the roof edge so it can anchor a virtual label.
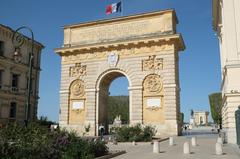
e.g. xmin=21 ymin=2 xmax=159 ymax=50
xmin=63 ymin=9 xmax=177 ymax=29
xmin=0 ymin=24 xmax=45 ymax=49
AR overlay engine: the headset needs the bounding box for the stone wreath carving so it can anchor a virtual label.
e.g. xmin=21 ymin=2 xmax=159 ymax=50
xmin=142 ymin=55 xmax=163 ymax=71
xmin=69 ymin=63 xmax=86 ymax=77
xmin=143 ymin=74 xmax=162 ymax=96
xmin=70 ymin=80 xmax=85 ymax=98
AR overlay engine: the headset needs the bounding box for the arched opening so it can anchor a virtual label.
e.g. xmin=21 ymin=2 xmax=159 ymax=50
xmin=97 ymin=70 xmax=130 ymax=135
xmin=200 ymin=116 xmax=203 ymax=125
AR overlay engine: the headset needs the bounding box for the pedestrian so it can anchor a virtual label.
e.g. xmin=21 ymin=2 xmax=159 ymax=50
xmin=99 ymin=124 xmax=105 ymax=139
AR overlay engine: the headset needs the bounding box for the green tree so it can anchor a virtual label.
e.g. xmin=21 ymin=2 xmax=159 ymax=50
xmin=190 ymin=109 xmax=194 ymax=118
xmin=208 ymin=92 xmax=222 ymax=128
xmin=180 ymin=112 xmax=184 ymax=124
xmin=108 ymin=96 xmax=129 ymax=124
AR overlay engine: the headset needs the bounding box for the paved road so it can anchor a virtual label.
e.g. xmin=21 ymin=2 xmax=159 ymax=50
xmin=107 ymin=127 xmax=240 ymax=159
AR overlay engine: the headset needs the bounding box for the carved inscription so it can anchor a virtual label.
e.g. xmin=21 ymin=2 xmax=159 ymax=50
xmin=71 ymin=21 xmax=153 ymax=45
xmin=68 ymin=12 xmax=175 ymax=46
xmin=69 ymin=63 xmax=86 ymax=77
xmin=143 ymin=74 xmax=162 ymax=96
xmin=62 ymin=44 xmax=174 ymax=63
xmin=142 ymin=55 xmax=163 ymax=71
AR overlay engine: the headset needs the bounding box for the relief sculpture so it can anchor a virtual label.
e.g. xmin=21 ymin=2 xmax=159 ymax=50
xmin=69 ymin=63 xmax=86 ymax=77
xmin=142 ymin=55 xmax=163 ymax=71
xmin=143 ymin=74 xmax=162 ymax=96
xmin=70 ymin=80 xmax=85 ymax=98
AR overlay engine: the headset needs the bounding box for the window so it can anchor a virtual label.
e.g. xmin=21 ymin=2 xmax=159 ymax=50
xmin=0 ymin=70 xmax=2 ymax=89
xmin=0 ymin=41 xmax=4 ymax=56
xmin=12 ymin=74 xmax=19 ymax=92
xmin=9 ymin=102 xmax=17 ymax=118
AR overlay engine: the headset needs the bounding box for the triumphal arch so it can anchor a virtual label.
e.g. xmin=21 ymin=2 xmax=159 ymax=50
xmin=55 ymin=9 xmax=185 ymax=137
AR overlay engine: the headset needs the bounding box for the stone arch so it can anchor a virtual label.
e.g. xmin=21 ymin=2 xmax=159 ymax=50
xmin=95 ymin=69 xmax=131 ymax=134
xmin=96 ymin=68 xmax=132 ymax=90
xmin=56 ymin=10 xmax=185 ymax=136
xmin=68 ymin=79 xmax=86 ymax=124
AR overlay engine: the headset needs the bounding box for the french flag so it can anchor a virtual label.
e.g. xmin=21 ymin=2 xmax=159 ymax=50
xmin=106 ymin=2 xmax=121 ymax=15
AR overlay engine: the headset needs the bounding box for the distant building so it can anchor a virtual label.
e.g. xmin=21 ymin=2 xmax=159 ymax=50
xmin=0 ymin=24 xmax=44 ymax=125
xmin=193 ymin=111 xmax=209 ymax=126
xmin=212 ymin=0 xmax=240 ymax=143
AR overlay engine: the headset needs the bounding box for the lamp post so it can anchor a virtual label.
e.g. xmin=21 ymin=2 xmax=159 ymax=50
xmin=12 ymin=26 xmax=34 ymax=127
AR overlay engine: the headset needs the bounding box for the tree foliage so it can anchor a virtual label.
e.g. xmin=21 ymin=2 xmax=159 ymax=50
xmin=208 ymin=92 xmax=222 ymax=125
xmin=108 ymin=96 xmax=129 ymax=124
xmin=111 ymin=124 xmax=156 ymax=142
xmin=0 ymin=123 xmax=108 ymax=159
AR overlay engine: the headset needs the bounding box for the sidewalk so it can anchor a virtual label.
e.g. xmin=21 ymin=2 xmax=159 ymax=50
xmin=107 ymin=135 xmax=240 ymax=159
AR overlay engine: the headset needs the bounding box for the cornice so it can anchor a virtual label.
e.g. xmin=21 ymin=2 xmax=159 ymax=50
xmin=0 ymin=56 xmax=41 ymax=71
xmin=63 ymin=9 xmax=178 ymax=29
xmin=212 ymin=0 xmax=220 ymax=31
xmin=0 ymin=24 xmax=45 ymax=49
xmin=55 ymin=34 xmax=185 ymax=56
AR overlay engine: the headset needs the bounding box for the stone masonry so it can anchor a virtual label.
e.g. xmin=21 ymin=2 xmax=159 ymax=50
xmin=55 ymin=9 xmax=185 ymax=137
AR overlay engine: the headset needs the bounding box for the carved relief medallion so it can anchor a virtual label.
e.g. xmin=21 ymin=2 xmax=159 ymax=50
xmin=142 ymin=55 xmax=163 ymax=71
xmin=69 ymin=63 xmax=86 ymax=77
xmin=143 ymin=74 xmax=162 ymax=96
xmin=70 ymin=80 xmax=85 ymax=97
xmin=107 ymin=52 xmax=119 ymax=67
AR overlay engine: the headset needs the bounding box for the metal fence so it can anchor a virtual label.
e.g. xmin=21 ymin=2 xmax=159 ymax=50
xmin=235 ymin=106 xmax=240 ymax=145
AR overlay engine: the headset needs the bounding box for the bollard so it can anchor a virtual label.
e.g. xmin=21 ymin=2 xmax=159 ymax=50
xmin=191 ymin=137 xmax=197 ymax=146
xmin=183 ymin=142 xmax=190 ymax=154
xmin=113 ymin=138 xmax=118 ymax=145
xmin=169 ymin=137 xmax=174 ymax=146
xmin=153 ymin=141 xmax=160 ymax=153
xmin=132 ymin=141 xmax=136 ymax=146
xmin=215 ymin=142 xmax=223 ymax=155
xmin=217 ymin=137 xmax=223 ymax=144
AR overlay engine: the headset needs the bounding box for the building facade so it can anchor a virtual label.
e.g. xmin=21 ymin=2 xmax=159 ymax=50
xmin=212 ymin=0 xmax=240 ymax=143
xmin=193 ymin=111 xmax=209 ymax=126
xmin=55 ymin=10 xmax=185 ymax=137
xmin=0 ymin=24 xmax=44 ymax=125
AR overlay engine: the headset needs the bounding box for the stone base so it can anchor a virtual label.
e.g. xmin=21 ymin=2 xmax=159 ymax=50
xmin=60 ymin=122 xmax=96 ymax=136
xmin=145 ymin=120 xmax=179 ymax=137
xmin=223 ymin=128 xmax=237 ymax=144
xmin=61 ymin=120 xmax=179 ymax=138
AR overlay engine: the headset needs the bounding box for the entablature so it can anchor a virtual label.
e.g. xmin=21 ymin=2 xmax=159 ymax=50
xmin=55 ymin=34 xmax=185 ymax=57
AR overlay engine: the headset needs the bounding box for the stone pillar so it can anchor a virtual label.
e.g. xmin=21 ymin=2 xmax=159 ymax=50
xmin=169 ymin=137 xmax=174 ymax=146
xmin=129 ymin=86 xmax=143 ymax=124
xmin=191 ymin=137 xmax=197 ymax=146
xmin=164 ymin=84 xmax=179 ymax=136
xmin=183 ymin=142 xmax=190 ymax=154
xmin=215 ymin=142 xmax=223 ymax=155
xmin=59 ymin=90 xmax=69 ymax=126
xmin=153 ymin=141 xmax=160 ymax=153
xmin=85 ymin=88 xmax=97 ymax=136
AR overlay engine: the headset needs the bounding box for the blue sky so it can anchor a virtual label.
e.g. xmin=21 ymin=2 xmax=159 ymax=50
xmin=0 ymin=0 xmax=221 ymax=122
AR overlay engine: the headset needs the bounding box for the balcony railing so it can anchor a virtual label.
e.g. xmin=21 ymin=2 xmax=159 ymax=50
xmin=11 ymin=87 xmax=19 ymax=92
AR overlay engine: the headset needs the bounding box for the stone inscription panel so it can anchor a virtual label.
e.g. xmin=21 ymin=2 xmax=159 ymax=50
xmin=66 ymin=12 xmax=173 ymax=45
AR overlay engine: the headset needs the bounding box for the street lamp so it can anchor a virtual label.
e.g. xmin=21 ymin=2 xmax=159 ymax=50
xmin=12 ymin=26 xmax=34 ymax=127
